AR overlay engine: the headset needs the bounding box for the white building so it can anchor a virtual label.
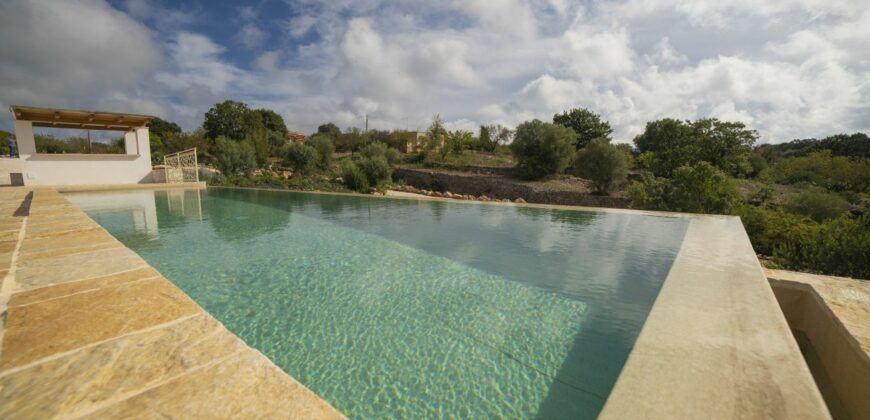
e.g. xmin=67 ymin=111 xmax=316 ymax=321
xmin=3 ymin=105 xmax=155 ymax=186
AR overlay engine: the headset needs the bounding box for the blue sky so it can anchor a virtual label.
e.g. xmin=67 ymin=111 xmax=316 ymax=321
xmin=1 ymin=0 xmax=868 ymax=143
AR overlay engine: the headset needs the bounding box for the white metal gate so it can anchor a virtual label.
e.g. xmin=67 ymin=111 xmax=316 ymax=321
xmin=163 ymin=148 xmax=199 ymax=183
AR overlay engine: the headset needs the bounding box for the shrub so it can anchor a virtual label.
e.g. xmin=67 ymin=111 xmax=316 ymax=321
xmin=574 ymin=139 xmax=628 ymax=195
xmin=783 ymin=188 xmax=850 ymax=222
xmin=629 ymin=162 xmax=738 ymax=214
xmin=305 ymin=135 xmax=335 ymax=170
xmin=510 ymin=119 xmax=576 ymax=180
xmin=734 ymin=205 xmax=870 ymax=279
xmin=358 ymin=155 xmax=392 ymax=186
xmin=341 ymin=161 xmax=370 ymax=192
xmin=384 ymin=147 xmax=401 ymax=165
xmin=669 ymin=162 xmax=739 ymax=214
xmin=360 ymin=142 xmax=388 ymax=160
xmin=768 ymin=151 xmax=870 ymax=192
xmin=212 ymin=136 xmax=256 ymax=176
xmin=283 ymin=143 xmax=320 ymax=175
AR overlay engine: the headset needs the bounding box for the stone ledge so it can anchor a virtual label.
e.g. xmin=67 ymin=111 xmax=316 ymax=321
xmin=600 ymin=217 xmax=830 ymax=419
xmin=767 ymin=269 xmax=870 ymax=419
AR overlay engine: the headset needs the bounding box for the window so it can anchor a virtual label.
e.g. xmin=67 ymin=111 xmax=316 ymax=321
xmin=33 ymin=127 xmax=127 ymax=154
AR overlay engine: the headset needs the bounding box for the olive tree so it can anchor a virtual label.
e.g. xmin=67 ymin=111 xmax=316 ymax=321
xmin=574 ymin=139 xmax=629 ymax=195
xmin=510 ymin=119 xmax=576 ymax=179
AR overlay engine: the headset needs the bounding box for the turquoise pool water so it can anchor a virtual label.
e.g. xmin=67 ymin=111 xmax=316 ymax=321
xmin=67 ymin=188 xmax=689 ymax=419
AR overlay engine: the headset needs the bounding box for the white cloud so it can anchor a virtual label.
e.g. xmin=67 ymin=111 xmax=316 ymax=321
xmin=236 ymin=23 xmax=266 ymax=49
xmin=286 ymin=15 xmax=318 ymax=38
xmin=646 ymin=37 xmax=687 ymax=66
xmin=553 ymin=25 xmax=634 ymax=80
xmin=1 ymin=0 xmax=868 ymax=141
xmin=0 ymin=0 xmax=160 ymax=111
xmin=155 ymin=32 xmax=241 ymax=94
xmin=255 ymin=51 xmax=281 ymax=73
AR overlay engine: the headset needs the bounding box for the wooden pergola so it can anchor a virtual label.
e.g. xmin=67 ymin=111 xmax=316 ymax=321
xmin=9 ymin=105 xmax=154 ymax=132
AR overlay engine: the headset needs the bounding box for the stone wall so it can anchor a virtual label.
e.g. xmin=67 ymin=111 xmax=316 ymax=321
xmin=394 ymin=168 xmax=630 ymax=208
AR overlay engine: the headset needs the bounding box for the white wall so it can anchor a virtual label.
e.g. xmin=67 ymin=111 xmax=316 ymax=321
xmin=13 ymin=122 xmax=154 ymax=186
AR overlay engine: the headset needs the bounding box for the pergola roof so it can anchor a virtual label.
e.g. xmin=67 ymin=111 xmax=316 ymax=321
xmin=10 ymin=105 xmax=155 ymax=132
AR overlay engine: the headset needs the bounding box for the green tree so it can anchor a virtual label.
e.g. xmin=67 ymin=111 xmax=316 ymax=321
xmin=317 ymin=123 xmax=342 ymax=139
xmin=478 ymin=125 xmax=495 ymax=152
xmin=446 ymin=130 xmax=473 ymax=156
xmin=634 ymin=118 xmax=757 ymax=177
xmin=574 ymin=139 xmax=629 ymax=195
xmin=425 ymin=115 xmax=449 ymax=160
xmin=203 ymin=100 xmax=251 ymax=140
xmin=510 ymin=119 xmax=576 ymax=179
xmin=242 ymin=111 xmax=270 ymax=167
xmin=692 ymin=119 xmax=756 ymax=176
xmin=629 ymin=162 xmax=738 ymax=214
xmin=212 ymin=136 xmax=256 ymax=176
xmin=553 ymin=108 xmax=613 ymax=149
xmin=668 ymin=162 xmax=739 ymax=213
xmin=254 ymin=109 xmax=288 ymax=136
xmin=338 ymin=128 xmax=370 ymax=156
xmin=283 ymin=143 xmax=320 ymax=175
xmin=634 ymin=118 xmax=698 ymax=177
xmin=148 ymin=117 xmax=182 ymax=139
xmin=305 ymin=134 xmax=335 ymax=170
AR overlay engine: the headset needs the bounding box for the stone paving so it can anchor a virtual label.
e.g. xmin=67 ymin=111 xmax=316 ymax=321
xmin=0 ymin=188 xmax=343 ymax=419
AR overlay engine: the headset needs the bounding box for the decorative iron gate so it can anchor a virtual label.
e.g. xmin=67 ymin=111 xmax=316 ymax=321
xmin=163 ymin=148 xmax=199 ymax=183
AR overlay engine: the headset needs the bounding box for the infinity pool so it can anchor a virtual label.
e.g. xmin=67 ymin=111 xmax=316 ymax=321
xmin=66 ymin=187 xmax=688 ymax=419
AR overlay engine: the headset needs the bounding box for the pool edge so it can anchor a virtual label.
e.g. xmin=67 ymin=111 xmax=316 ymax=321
xmin=599 ymin=216 xmax=831 ymax=419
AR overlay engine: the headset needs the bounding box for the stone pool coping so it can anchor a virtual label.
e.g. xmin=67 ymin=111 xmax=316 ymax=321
xmin=0 ymin=187 xmax=344 ymax=419
xmin=0 ymin=184 xmax=833 ymax=418
xmin=599 ymin=216 xmax=830 ymax=418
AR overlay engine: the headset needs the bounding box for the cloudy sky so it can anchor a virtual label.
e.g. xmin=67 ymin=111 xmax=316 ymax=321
xmin=1 ymin=0 xmax=868 ymax=143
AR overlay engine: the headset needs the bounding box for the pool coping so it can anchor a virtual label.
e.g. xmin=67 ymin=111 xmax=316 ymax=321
xmin=2 ymin=184 xmax=832 ymax=418
xmin=0 ymin=187 xmax=345 ymax=418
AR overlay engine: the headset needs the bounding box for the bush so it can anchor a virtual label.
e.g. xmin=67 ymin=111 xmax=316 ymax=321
xmin=305 ymin=135 xmax=335 ymax=170
xmin=629 ymin=162 xmax=738 ymax=214
xmin=783 ymin=188 xmax=850 ymax=222
xmin=358 ymin=155 xmax=392 ymax=186
xmin=574 ymin=138 xmax=628 ymax=195
xmin=734 ymin=205 xmax=870 ymax=279
xmin=360 ymin=142 xmax=388 ymax=160
xmin=768 ymin=151 xmax=870 ymax=192
xmin=384 ymin=147 xmax=401 ymax=165
xmin=341 ymin=161 xmax=370 ymax=192
xmin=212 ymin=136 xmax=256 ymax=176
xmin=510 ymin=119 xmax=576 ymax=180
xmin=283 ymin=143 xmax=320 ymax=175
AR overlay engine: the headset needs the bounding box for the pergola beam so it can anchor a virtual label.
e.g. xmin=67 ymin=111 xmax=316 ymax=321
xmin=10 ymin=105 xmax=154 ymax=131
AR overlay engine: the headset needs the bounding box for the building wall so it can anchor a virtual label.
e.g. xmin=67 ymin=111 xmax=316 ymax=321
xmin=12 ymin=122 xmax=153 ymax=186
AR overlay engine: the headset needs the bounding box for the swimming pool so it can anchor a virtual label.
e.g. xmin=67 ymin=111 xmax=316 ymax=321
xmin=66 ymin=187 xmax=689 ymax=418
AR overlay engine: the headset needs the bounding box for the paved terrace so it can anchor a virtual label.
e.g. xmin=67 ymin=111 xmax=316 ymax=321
xmin=0 ymin=188 xmax=343 ymax=419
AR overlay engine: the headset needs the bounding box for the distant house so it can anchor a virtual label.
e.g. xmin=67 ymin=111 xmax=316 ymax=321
xmin=286 ymin=131 xmax=306 ymax=144
xmin=391 ymin=131 xmax=428 ymax=153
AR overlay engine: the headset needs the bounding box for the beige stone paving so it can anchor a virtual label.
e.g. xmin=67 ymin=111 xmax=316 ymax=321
xmin=0 ymin=187 xmax=344 ymax=419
